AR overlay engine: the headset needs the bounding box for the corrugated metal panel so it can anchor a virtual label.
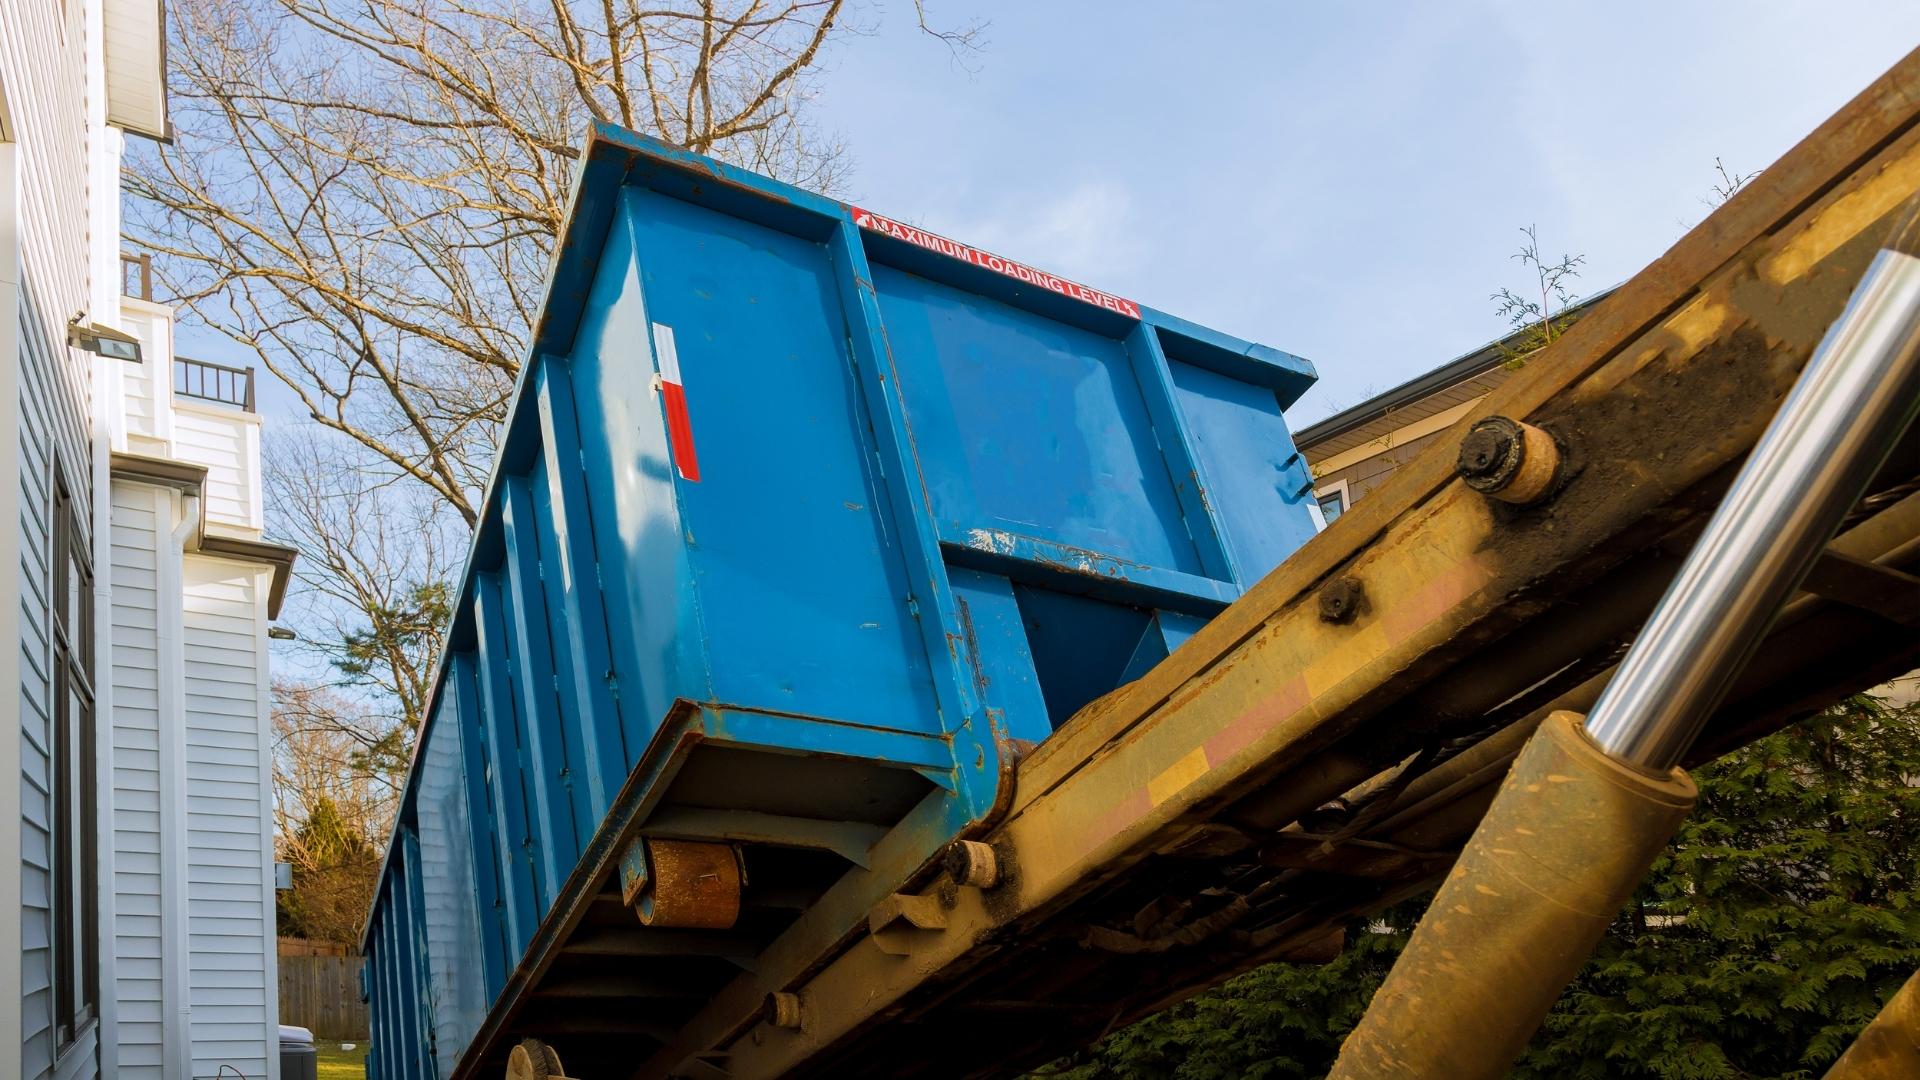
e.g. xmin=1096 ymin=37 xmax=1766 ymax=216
xmin=365 ymin=126 xmax=1323 ymax=1079
xmin=414 ymin=708 xmax=486 ymax=1079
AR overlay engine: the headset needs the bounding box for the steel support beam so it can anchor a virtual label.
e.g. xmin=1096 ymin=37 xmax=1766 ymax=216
xmin=667 ymin=46 xmax=1920 ymax=1080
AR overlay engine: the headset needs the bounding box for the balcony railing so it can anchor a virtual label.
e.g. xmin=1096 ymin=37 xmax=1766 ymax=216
xmin=175 ymin=356 xmax=256 ymax=412
xmin=121 ymin=252 xmax=153 ymax=302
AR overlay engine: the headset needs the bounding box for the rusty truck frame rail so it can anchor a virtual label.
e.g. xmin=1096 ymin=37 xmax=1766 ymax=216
xmin=453 ymin=47 xmax=1920 ymax=1080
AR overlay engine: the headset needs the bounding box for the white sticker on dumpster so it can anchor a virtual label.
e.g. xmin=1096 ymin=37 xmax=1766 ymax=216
xmin=651 ymin=323 xmax=701 ymax=482
xmin=849 ymin=206 xmax=1142 ymax=320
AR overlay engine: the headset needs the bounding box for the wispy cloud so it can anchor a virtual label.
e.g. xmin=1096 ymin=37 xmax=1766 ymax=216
xmin=940 ymin=180 xmax=1145 ymax=288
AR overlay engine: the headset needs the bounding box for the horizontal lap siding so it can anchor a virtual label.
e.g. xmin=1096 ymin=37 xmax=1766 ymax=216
xmin=2 ymin=0 xmax=98 ymax=1076
xmin=109 ymin=483 xmax=163 ymax=1078
xmin=169 ymin=409 xmax=255 ymax=530
xmin=113 ymin=305 xmax=166 ymax=444
xmin=1316 ymin=429 xmax=1449 ymax=507
xmin=182 ymin=556 xmax=272 ymax=1080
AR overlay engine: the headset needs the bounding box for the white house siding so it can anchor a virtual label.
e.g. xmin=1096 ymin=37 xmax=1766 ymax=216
xmin=173 ymin=403 xmax=261 ymax=532
xmin=100 ymin=0 xmax=168 ymax=139
xmin=1 ymin=0 xmax=106 ymax=1077
xmin=182 ymin=554 xmax=277 ymax=1080
xmin=113 ymin=300 xmax=171 ymax=452
xmin=108 ymin=481 xmax=164 ymax=1076
xmin=2 ymin=4 xmax=280 ymax=1078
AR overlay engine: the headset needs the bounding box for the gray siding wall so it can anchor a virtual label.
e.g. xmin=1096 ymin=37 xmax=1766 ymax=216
xmin=1316 ymin=428 xmax=1447 ymax=509
xmin=2 ymin=0 xmax=100 ymax=1077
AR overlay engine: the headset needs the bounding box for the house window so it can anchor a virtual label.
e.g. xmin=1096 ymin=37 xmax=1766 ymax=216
xmin=51 ymin=468 xmax=97 ymax=1049
xmin=1316 ymin=487 xmax=1347 ymax=524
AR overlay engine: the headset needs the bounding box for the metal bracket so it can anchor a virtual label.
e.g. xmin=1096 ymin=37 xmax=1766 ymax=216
xmin=868 ymin=893 xmax=949 ymax=956
xmin=1800 ymin=549 xmax=1920 ymax=626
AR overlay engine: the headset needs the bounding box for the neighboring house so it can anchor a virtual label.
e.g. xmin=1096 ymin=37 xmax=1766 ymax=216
xmin=1298 ymin=339 xmax=1523 ymax=524
xmin=1 ymin=3 xmax=295 ymax=1079
xmin=1296 ymin=294 xmax=1608 ymax=521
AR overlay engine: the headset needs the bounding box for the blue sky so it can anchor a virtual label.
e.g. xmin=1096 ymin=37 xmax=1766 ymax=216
xmin=196 ymin=3 xmax=1920 ymax=428
xmin=809 ymin=1 xmax=1920 ymax=424
xmin=211 ymin=4 xmax=1920 ymax=674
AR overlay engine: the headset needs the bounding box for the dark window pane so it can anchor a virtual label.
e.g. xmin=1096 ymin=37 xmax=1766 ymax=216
xmin=49 ymin=463 xmax=97 ymax=1050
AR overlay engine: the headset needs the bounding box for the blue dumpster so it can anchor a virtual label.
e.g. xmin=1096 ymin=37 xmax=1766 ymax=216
xmin=362 ymin=122 xmax=1319 ymax=1079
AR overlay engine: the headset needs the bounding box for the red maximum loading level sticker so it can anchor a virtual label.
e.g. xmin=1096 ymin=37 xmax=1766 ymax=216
xmin=850 ymin=207 xmax=1142 ymax=320
xmin=650 ymin=322 xmax=700 ymax=482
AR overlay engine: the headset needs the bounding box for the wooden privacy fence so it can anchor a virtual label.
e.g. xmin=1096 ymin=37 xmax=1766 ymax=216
xmin=279 ymin=939 xmax=368 ymax=1040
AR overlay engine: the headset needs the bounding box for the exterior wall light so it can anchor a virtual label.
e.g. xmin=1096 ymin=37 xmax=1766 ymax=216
xmin=68 ymin=318 xmax=144 ymax=362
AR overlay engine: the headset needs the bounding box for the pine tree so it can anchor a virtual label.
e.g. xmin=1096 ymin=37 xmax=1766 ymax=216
xmin=278 ymin=793 xmax=383 ymax=944
xmin=1036 ymin=695 xmax=1920 ymax=1079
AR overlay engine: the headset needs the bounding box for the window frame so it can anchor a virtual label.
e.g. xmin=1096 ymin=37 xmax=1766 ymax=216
xmin=1315 ymin=478 xmax=1351 ymax=525
xmin=50 ymin=462 xmax=97 ymax=1052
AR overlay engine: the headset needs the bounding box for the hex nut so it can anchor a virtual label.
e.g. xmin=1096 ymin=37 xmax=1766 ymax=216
xmin=1457 ymin=416 xmax=1562 ymax=505
xmin=1318 ymin=578 xmax=1366 ymax=624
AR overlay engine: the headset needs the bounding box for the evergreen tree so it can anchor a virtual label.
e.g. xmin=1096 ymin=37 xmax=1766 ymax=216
xmin=1037 ymin=695 xmax=1920 ymax=1079
xmin=278 ymin=793 xmax=383 ymax=944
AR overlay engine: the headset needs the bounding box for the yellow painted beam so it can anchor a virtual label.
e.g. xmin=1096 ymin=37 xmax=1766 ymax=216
xmin=644 ymin=45 xmax=1920 ymax=1080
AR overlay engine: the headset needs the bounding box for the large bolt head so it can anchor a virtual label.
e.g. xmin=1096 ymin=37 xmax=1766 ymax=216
xmin=943 ymin=840 xmax=1000 ymax=889
xmin=1319 ymin=577 xmax=1366 ymax=624
xmin=1457 ymin=425 xmax=1516 ymax=480
xmin=1458 ymin=416 xmax=1563 ymax=504
xmin=765 ymin=991 xmax=803 ymax=1029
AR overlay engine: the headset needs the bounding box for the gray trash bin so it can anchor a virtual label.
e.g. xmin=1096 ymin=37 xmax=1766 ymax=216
xmin=279 ymin=1024 xmax=318 ymax=1080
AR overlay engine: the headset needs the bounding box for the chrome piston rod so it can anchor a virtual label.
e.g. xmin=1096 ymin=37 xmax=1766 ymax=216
xmin=1585 ymin=243 xmax=1920 ymax=770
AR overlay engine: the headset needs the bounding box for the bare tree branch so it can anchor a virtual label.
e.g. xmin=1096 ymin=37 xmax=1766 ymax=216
xmin=129 ymin=0 xmax=981 ymax=859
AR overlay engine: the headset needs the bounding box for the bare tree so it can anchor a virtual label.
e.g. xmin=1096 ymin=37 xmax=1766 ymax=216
xmin=129 ymin=0 xmax=981 ymax=848
xmin=273 ymin=679 xmax=399 ymax=941
xmin=129 ymin=0 xmax=976 ymax=524
xmin=270 ymin=428 xmax=456 ymax=740
xmin=274 ymin=680 xmax=405 ymax=822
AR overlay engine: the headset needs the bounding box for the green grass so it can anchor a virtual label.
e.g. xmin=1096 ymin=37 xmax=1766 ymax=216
xmin=316 ymin=1041 xmax=368 ymax=1080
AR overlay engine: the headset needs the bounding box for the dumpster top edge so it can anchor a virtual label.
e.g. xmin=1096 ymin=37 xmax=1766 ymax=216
xmin=360 ymin=120 xmax=1318 ymax=949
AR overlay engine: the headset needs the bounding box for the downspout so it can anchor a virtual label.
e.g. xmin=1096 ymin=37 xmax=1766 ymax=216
xmin=158 ymin=491 xmax=200 ymax=1080
xmin=88 ymin=354 xmax=118 ymax=1071
xmin=255 ymin=561 xmax=281 ymax=1080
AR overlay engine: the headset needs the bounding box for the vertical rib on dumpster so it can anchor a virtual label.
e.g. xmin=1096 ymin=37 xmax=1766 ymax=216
xmin=360 ymin=123 xmax=1327 ymax=1079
